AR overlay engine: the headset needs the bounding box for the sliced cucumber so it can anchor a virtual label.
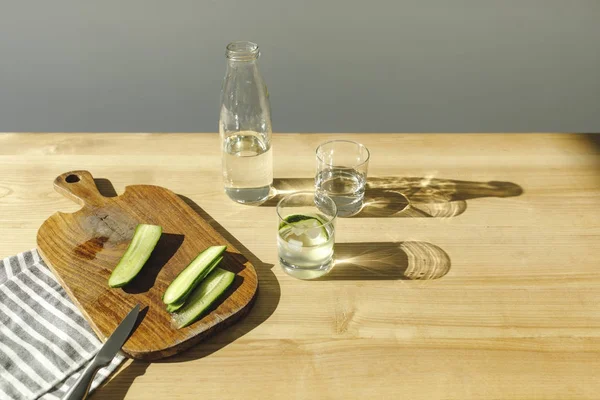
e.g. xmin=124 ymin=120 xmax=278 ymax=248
xmin=162 ymin=246 xmax=227 ymax=305
xmin=166 ymin=298 xmax=185 ymax=313
xmin=108 ymin=224 xmax=162 ymax=288
xmin=278 ymin=213 xmax=315 ymax=228
xmin=278 ymin=214 xmax=329 ymax=246
xmin=166 ymin=255 xmax=224 ymax=312
xmin=172 ymin=267 xmax=235 ymax=329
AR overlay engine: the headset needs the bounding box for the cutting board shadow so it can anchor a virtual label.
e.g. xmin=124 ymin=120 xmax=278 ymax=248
xmin=36 ymin=170 xmax=258 ymax=361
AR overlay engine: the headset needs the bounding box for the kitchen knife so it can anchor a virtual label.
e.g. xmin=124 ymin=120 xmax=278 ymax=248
xmin=63 ymin=304 xmax=141 ymax=400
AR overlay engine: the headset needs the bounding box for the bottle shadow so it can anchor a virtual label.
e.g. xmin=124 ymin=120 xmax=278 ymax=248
xmin=261 ymin=176 xmax=523 ymax=218
xmin=147 ymin=195 xmax=281 ymax=363
xmin=320 ymin=241 xmax=451 ymax=280
xmin=587 ymin=133 xmax=600 ymax=149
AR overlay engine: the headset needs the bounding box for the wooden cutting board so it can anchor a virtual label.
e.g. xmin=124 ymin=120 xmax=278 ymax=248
xmin=36 ymin=170 xmax=258 ymax=361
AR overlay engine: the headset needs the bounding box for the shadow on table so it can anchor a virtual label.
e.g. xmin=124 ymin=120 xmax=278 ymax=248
xmin=318 ymin=241 xmax=451 ymax=280
xmin=143 ymin=195 xmax=281 ymax=363
xmin=260 ymin=176 xmax=523 ymax=218
xmin=92 ymin=360 xmax=150 ymax=400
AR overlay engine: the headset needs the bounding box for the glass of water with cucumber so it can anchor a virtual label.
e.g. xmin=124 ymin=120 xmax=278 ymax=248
xmin=277 ymin=191 xmax=337 ymax=279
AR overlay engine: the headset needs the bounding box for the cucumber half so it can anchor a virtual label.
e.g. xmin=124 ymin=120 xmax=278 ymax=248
xmin=172 ymin=267 xmax=235 ymax=329
xmin=108 ymin=224 xmax=162 ymax=288
xmin=162 ymin=245 xmax=227 ymax=305
xmin=165 ymin=298 xmax=186 ymax=313
xmin=164 ymin=255 xmax=223 ymax=312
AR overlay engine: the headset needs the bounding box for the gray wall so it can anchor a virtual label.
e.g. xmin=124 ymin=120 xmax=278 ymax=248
xmin=0 ymin=1 xmax=598 ymax=133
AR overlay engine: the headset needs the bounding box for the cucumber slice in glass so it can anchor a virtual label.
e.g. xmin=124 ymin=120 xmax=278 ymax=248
xmin=278 ymin=214 xmax=329 ymax=246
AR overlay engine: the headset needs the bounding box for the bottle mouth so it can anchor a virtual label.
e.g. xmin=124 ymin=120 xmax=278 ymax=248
xmin=226 ymin=41 xmax=259 ymax=61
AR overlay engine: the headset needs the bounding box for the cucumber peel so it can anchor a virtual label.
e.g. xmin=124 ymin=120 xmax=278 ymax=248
xmin=164 ymin=255 xmax=223 ymax=312
xmin=108 ymin=224 xmax=162 ymax=288
xmin=278 ymin=213 xmax=322 ymax=229
xmin=278 ymin=214 xmax=329 ymax=246
xmin=165 ymin=298 xmax=185 ymax=313
xmin=172 ymin=267 xmax=235 ymax=329
xmin=162 ymin=245 xmax=227 ymax=305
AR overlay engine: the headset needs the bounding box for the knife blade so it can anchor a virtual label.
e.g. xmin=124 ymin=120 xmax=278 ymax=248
xmin=63 ymin=304 xmax=141 ymax=400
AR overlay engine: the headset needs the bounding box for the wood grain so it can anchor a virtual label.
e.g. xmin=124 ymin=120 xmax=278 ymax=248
xmin=1 ymin=133 xmax=599 ymax=399
xmin=36 ymin=170 xmax=258 ymax=360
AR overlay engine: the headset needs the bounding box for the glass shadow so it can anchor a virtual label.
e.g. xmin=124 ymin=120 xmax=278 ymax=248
xmin=261 ymin=176 xmax=523 ymax=218
xmin=318 ymin=241 xmax=451 ymax=281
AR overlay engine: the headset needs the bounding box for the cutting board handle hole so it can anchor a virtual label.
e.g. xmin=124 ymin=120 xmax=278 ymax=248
xmin=65 ymin=174 xmax=80 ymax=183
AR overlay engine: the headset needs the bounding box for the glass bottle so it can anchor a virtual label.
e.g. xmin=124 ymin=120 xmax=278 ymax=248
xmin=219 ymin=41 xmax=273 ymax=204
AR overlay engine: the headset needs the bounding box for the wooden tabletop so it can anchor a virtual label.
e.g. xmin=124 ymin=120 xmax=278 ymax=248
xmin=1 ymin=133 xmax=599 ymax=399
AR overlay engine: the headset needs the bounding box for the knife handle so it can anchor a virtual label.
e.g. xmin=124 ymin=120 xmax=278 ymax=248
xmin=63 ymin=358 xmax=102 ymax=400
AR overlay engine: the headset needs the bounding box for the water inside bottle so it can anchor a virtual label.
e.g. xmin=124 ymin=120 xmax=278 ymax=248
xmin=222 ymin=131 xmax=273 ymax=204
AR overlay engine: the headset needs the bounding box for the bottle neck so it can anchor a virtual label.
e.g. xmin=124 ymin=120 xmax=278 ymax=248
xmin=226 ymin=58 xmax=258 ymax=69
xmin=225 ymin=59 xmax=263 ymax=86
xmin=226 ymin=41 xmax=260 ymax=62
xmin=220 ymin=41 xmax=271 ymax=138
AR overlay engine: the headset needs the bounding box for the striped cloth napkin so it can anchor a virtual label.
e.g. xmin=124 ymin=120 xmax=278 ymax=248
xmin=0 ymin=249 xmax=125 ymax=400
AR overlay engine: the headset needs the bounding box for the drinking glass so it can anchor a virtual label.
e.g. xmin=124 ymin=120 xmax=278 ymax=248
xmin=315 ymin=140 xmax=370 ymax=217
xmin=277 ymin=191 xmax=337 ymax=279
